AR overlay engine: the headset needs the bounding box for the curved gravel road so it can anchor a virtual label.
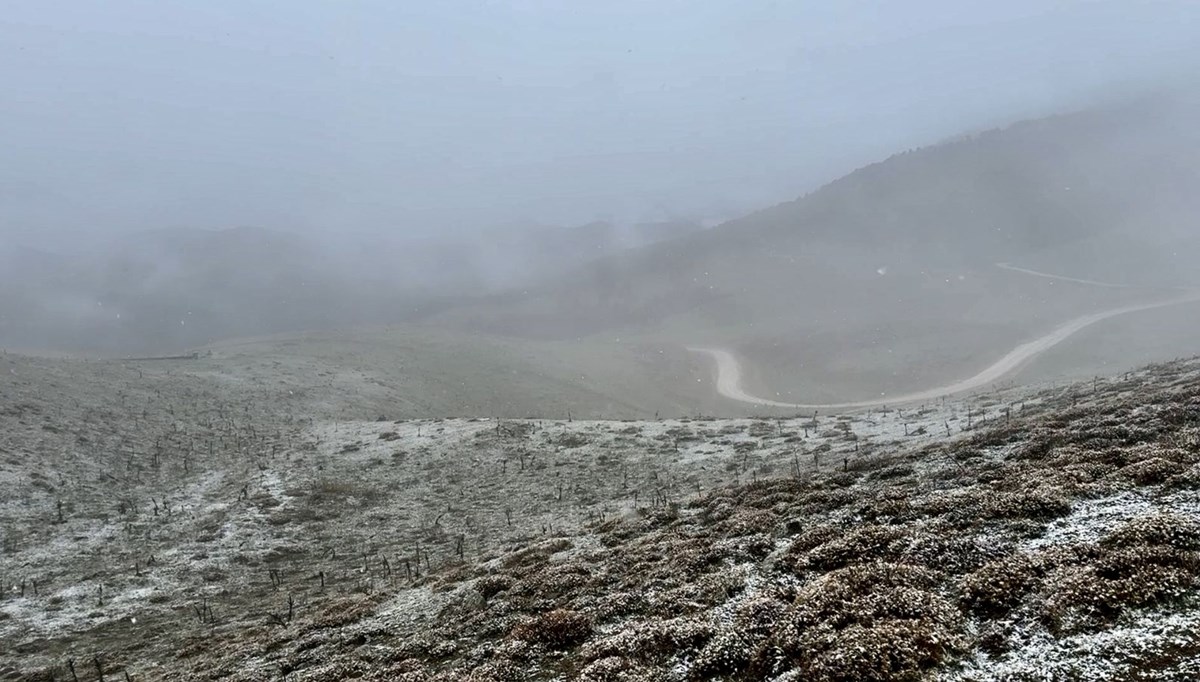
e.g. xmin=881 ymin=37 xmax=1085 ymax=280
xmin=690 ymin=270 xmax=1200 ymax=410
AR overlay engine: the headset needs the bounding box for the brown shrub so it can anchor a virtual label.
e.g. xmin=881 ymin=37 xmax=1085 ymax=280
xmin=785 ymin=524 xmax=842 ymax=556
xmin=791 ymin=489 xmax=856 ymax=515
xmin=759 ymin=563 xmax=965 ymax=680
xmin=901 ymin=529 xmax=1009 ymax=575
xmin=959 ymin=552 xmax=1044 ymax=617
xmin=289 ymin=660 xmax=374 ymax=682
xmin=1103 ymin=513 xmax=1200 ymax=551
xmin=689 ymin=570 xmax=748 ymax=608
xmin=734 ymin=594 xmax=791 ymax=635
xmin=913 ymin=488 xmax=986 ymax=523
xmin=511 ymin=561 xmax=593 ymax=600
xmin=688 ymin=629 xmax=755 ymax=679
xmin=714 ymin=508 xmax=777 ymax=536
xmin=511 ymin=609 xmax=593 ymax=649
xmin=983 ymin=488 xmax=1072 ymax=521
xmin=590 ymin=591 xmax=647 ymax=622
xmin=699 ymin=498 xmax=737 ymax=523
xmin=1042 ymin=545 xmax=1199 ymax=631
xmin=578 ymin=657 xmax=659 ymax=682
xmin=1116 ymin=457 xmax=1186 ymax=485
xmin=797 ymin=525 xmax=908 ymax=572
xmin=455 ymin=660 xmax=527 ymax=681
xmin=474 ymin=574 xmax=514 ymax=600
xmin=582 ymin=617 xmax=713 ymax=663
xmin=795 ymin=620 xmax=955 ymax=682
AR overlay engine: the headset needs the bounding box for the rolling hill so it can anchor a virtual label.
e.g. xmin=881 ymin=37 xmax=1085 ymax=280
xmin=3 ymin=94 xmax=1197 ymax=409
xmin=0 ymin=218 xmax=706 ymax=356
xmin=4 ymin=347 xmax=1199 ymax=680
xmin=434 ymin=95 xmax=1200 ymax=403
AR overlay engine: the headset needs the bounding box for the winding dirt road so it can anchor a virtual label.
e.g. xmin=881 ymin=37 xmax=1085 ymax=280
xmin=690 ymin=267 xmax=1200 ymax=410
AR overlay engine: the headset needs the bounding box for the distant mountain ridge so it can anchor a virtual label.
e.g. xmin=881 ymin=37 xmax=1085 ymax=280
xmin=677 ymin=97 xmax=1198 ymax=268
xmin=3 ymin=95 xmax=1197 ymax=356
xmin=444 ymin=95 xmax=1200 ymax=333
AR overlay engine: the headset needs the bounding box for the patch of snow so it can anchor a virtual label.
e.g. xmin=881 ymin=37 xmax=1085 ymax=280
xmin=944 ymin=605 xmax=1200 ymax=681
xmin=1026 ymin=490 xmax=1200 ymax=551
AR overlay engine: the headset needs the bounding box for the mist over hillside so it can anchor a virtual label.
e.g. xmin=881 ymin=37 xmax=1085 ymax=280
xmin=0 ymin=218 xmax=705 ymax=353
xmin=3 ymin=93 xmax=1197 ymax=367
xmin=441 ymin=94 xmax=1200 ymax=330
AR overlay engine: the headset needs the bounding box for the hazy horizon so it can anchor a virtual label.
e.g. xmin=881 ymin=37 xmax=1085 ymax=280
xmin=4 ymin=1 xmax=1199 ymax=251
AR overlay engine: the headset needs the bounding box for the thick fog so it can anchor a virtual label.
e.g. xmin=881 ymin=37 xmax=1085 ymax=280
xmin=4 ymin=1 xmax=1198 ymax=246
xmin=2 ymin=1 xmax=1200 ymax=353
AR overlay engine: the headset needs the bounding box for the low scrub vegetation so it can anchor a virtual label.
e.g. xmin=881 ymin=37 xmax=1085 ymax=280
xmin=4 ymin=356 xmax=1200 ymax=680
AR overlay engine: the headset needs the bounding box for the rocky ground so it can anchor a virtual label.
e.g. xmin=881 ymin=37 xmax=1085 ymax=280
xmin=1 ymin=350 xmax=1198 ymax=680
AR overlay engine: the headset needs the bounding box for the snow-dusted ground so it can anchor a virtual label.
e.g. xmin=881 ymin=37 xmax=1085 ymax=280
xmin=945 ymin=607 xmax=1200 ymax=682
xmin=1026 ymin=489 xmax=1200 ymax=551
xmin=1 ymin=377 xmax=1021 ymax=669
xmin=4 ymin=350 xmax=1198 ymax=680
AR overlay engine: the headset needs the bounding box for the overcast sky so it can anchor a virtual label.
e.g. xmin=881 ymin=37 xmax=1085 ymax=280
xmin=2 ymin=1 xmax=1198 ymax=249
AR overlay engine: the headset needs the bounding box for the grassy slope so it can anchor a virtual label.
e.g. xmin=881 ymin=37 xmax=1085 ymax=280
xmin=192 ymin=326 xmax=710 ymax=420
xmin=431 ymin=99 xmax=1200 ymax=404
xmin=1013 ymin=299 xmax=1200 ymax=387
xmin=168 ymin=357 xmax=1200 ymax=682
xmin=4 ymin=352 xmax=1200 ymax=680
xmin=0 ymin=346 xmax=1005 ymax=677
